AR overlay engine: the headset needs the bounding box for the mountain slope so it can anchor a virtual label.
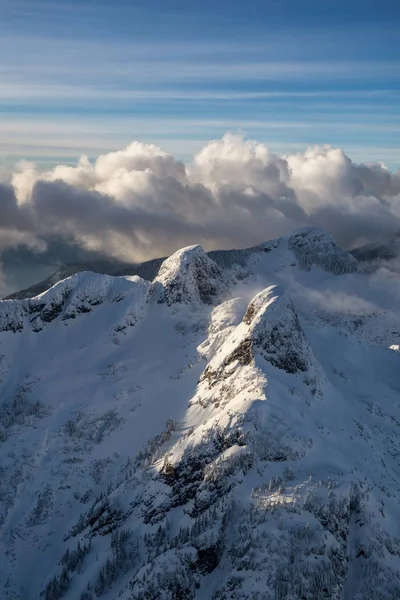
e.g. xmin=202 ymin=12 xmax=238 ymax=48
xmin=3 ymin=258 xmax=165 ymax=301
xmin=0 ymin=228 xmax=400 ymax=600
xmin=351 ymin=232 xmax=400 ymax=269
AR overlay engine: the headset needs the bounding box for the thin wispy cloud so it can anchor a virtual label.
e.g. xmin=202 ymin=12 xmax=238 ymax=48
xmin=1 ymin=85 xmax=399 ymax=103
xmin=0 ymin=1 xmax=398 ymax=171
xmin=2 ymin=57 xmax=400 ymax=83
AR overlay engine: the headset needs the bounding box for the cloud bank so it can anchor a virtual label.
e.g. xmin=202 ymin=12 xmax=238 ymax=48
xmin=1 ymin=134 xmax=400 ymax=269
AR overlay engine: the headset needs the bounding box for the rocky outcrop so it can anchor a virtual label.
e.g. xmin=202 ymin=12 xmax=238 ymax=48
xmin=153 ymin=245 xmax=229 ymax=308
xmin=288 ymin=227 xmax=358 ymax=274
xmin=203 ymin=286 xmax=314 ymax=386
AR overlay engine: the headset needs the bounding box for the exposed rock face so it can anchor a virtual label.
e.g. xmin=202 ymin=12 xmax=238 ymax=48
xmin=153 ymin=244 xmax=229 ymax=307
xmin=248 ymin=287 xmax=311 ymax=374
xmin=203 ymin=286 xmax=313 ymax=385
xmin=288 ymin=227 xmax=358 ymax=274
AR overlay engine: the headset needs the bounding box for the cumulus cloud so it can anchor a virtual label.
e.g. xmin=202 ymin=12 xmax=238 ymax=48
xmin=1 ymin=134 xmax=400 ymax=267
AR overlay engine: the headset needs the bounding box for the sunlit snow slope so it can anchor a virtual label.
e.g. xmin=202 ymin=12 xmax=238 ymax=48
xmin=0 ymin=227 xmax=400 ymax=600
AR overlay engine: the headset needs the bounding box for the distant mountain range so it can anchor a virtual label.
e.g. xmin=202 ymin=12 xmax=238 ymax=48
xmin=4 ymin=232 xmax=400 ymax=301
xmin=351 ymin=232 xmax=400 ymax=263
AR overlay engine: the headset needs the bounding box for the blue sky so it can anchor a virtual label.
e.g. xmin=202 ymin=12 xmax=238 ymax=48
xmin=0 ymin=0 xmax=399 ymax=168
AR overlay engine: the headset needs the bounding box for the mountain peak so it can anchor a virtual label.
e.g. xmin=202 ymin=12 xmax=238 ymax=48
xmin=153 ymin=244 xmax=229 ymax=307
xmin=203 ymin=285 xmax=314 ymax=389
xmin=288 ymin=226 xmax=358 ymax=274
xmin=247 ymin=286 xmax=312 ymax=374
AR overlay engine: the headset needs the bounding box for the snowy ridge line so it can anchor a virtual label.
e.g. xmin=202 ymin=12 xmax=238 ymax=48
xmin=4 ymin=225 xmax=361 ymax=304
xmin=1 ymin=226 xmax=400 ymax=600
xmin=0 ymin=271 xmax=151 ymax=333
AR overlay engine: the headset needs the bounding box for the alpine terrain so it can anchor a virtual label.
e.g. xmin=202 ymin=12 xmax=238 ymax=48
xmin=1 ymin=226 xmax=400 ymax=600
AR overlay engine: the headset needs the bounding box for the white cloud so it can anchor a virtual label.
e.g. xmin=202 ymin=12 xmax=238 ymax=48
xmin=1 ymin=134 xmax=400 ymax=265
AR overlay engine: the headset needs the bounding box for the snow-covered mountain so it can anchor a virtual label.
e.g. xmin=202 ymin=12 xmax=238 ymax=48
xmin=3 ymin=258 xmax=165 ymax=301
xmin=1 ymin=227 xmax=400 ymax=600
